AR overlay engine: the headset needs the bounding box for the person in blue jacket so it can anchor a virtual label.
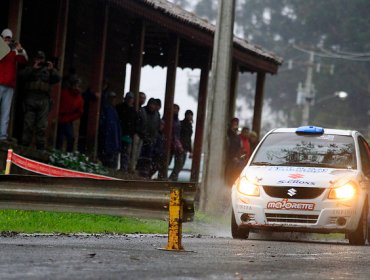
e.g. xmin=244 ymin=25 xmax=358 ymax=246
xmin=98 ymin=90 xmax=121 ymax=169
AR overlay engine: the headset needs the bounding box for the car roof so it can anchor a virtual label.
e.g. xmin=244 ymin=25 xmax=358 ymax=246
xmin=271 ymin=127 xmax=355 ymax=136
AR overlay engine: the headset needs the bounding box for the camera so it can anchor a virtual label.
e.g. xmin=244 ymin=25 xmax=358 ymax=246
xmin=8 ymin=40 xmax=17 ymax=50
xmin=37 ymin=58 xmax=59 ymax=69
xmin=37 ymin=61 xmax=49 ymax=68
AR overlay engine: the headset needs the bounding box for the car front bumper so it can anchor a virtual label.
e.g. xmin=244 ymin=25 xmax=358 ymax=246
xmin=233 ymin=191 xmax=363 ymax=233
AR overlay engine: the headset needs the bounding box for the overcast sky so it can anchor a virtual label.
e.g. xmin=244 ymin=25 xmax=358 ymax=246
xmin=124 ymin=65 xmax=200 ymax=122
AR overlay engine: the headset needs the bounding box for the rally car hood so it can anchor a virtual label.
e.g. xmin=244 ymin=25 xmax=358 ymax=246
xmin=242 ymin=166 xmax=359 ymax=188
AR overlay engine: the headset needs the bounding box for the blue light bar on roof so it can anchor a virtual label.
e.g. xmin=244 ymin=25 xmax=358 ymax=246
xmin=296 ymin=126 xmax=324 ymax=134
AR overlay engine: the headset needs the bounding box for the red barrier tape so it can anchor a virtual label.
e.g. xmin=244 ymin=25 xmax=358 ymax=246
xmin=10 ymin=151 xmax=119 ymax=180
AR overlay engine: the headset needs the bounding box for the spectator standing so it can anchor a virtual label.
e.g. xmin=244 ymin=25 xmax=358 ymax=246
xmin=249 ymin=130 xmax=259 ymax=152
xmin=137 ymin=98 xmax=160 ymax=178
xmin=150 ymin=119 xmax=165 ymax=179
xmin=169 ymin=109 xmax=193 ymax=181
xmin=77 ymin=86 xmax=98 ymax=153
xmin=180 ymin=110 xmax=194 ymax=157
xmin=168 ymin=104 xmax=184 ymax=180
xmin=225 ymin=117 xmax=242 ymax=186
xmin=116 ymin=91 xmax=136 ymax=172
xmin=240 ymin=126 xmax=251 ymax=164
xmin=129 ymin=91 xmax=147 ymax=173
xmin=98 ymin=90 xmax=121 ymax=169
xmin=0 ymin=28 xmax=28 ymax=141
xmin=20 ymin=51 xmax=60 ymax=150
xmin=154 ymin=98 xmax=162 ymax=116
xmin=56 ymin=75 xmax=84 ymax=152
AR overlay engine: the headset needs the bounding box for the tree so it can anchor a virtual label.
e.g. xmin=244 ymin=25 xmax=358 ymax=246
xmin=233 ymin=0 xmax=370 ymax=132
xmin=169 ymin=0 xmax=192 ymax=10
xmin=194 ymin=0 xmax=217 ymax=22
xmin=186 ymin=0 xmax=370 ymax=134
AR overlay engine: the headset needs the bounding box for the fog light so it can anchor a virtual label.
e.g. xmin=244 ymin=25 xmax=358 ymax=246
xmin=336 ymin=217 xmax=346 ymax=226
xmin=241 ymin=213 xmax=250 ymax=222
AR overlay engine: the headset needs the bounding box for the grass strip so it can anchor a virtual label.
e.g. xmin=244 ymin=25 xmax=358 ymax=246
xmin=0 ymin=210 xmax=168 ymax=234
xmin=0 ymin=210 xmax=212 ymax=235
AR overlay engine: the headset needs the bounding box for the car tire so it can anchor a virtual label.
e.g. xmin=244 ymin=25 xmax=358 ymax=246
xmin=231 ymin=209 xmax=249 ymax=239
xmin=348 ymin=200 xmax=368 ymax=246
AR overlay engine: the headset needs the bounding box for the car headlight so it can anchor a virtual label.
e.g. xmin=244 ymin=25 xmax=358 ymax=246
xmin=328 ymin=182 xmax=356 ymax=199
xmin=237 ymin=176 xmax=260 ymax=196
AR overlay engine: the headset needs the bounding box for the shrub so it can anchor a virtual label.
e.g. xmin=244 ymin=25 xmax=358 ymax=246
xmin=48 ymin=150 xmax=108 ymax=175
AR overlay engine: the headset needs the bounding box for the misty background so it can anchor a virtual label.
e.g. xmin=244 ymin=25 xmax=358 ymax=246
xmin=163 ymin=0 xmax=370 ymax=138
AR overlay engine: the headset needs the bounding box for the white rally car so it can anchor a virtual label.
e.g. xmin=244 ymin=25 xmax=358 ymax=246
xmin=231 ymin=126 xmax=370 ymax=245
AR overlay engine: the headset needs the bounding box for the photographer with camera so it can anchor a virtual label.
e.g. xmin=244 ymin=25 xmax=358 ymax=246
xmin=0 ymin=28 xmax=28 ymax=142
xmin=20 ymin=50 xmax=61 ymax=150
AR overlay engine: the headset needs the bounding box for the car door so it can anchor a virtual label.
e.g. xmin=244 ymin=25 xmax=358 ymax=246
xmin=357 ymin=136 xmax=370 ymax=215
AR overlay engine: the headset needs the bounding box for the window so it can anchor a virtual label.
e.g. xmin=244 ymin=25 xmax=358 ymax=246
xmin=251 ymin=132 xmax=356 ymax=169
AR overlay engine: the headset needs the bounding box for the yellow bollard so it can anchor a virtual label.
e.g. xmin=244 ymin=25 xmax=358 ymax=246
xmin=165 ymin=187 xmax=184 ymax=251
xmin=4 ymin=149 xmax=13 ymax=175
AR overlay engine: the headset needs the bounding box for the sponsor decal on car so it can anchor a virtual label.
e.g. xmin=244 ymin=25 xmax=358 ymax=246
xmin=287 ymin=188 xmax=297 ymax=197
xmin=317 ymin=135 xmax=335 ymax=141
xmin=332 ymin=209 xmax=355 ymax=216
xmin=267 ymin=199 xmax=315 ymax=211
xmin=238 ymin=204 xmax=253 ymax=211
xmin=267 ymin=167 xmax=328 ymax=173
xmin=277 ymin=179 xmax=315 ymax=185
xmin=288 ymin=173 xmax=304 ymax=179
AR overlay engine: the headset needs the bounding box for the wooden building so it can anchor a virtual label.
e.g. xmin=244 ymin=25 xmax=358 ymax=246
xmin=0 ymin=0 xmax=282 ymax=181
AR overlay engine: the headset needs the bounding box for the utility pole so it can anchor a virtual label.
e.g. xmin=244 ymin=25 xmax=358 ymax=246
xmin=201 ymin=0 xmax=236 ymax=212
xmin=302 ymin=51 xmax=314 ymax=125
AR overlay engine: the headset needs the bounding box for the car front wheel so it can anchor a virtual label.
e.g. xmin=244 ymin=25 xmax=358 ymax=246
xmin=348 ymin=200 xmax=368 ymax=246
xmin=231 ymin=209 xmax=249 ymax=239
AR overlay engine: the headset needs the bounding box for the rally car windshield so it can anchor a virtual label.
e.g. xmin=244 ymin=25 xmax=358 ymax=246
xmin=251 ymin=132 xmax=356 ymax=169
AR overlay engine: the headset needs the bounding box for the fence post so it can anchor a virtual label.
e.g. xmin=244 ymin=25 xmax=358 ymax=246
xmin=165 ymin=187 xmax=184 ymax=251
xmin=4 ymin=149 xmax=13 ymax=175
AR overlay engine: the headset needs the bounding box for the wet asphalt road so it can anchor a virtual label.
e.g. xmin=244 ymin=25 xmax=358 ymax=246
xmin=0 ymin=233 xmax=370 ymax=280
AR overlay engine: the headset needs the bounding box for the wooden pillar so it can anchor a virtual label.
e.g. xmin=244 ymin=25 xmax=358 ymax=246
xmin=129 ymin=21 xmax=145 ymax=109
xmin=228 ymin=61 xmax=239 ymax=122
xmin=47 ymin=0 xmax=69 ymax=148
xmin=8 ymin=0 xmax=23 ymax=40
xmin=162 ymin=35 xmax=180 ymax=179
xmin=252 ymin=72 xmax=266 ymax=140
xmin=86 ymin=3 xmax=109 ymax=158
xmin=191 ymin=55 xmax=210 ymax=183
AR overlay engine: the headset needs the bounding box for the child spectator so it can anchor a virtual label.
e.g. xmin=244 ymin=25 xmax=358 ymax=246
xmin=56 ymin=74 xmax=83 ymax=152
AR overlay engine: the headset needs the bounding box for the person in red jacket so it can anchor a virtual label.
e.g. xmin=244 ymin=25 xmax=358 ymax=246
xmin=0 ymin=28 xmax=28 ymax=141
xmin=56 ymin=75 xmax=84 ymax=152
xmin=240 ymin=126 xmax=252 ymax=164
